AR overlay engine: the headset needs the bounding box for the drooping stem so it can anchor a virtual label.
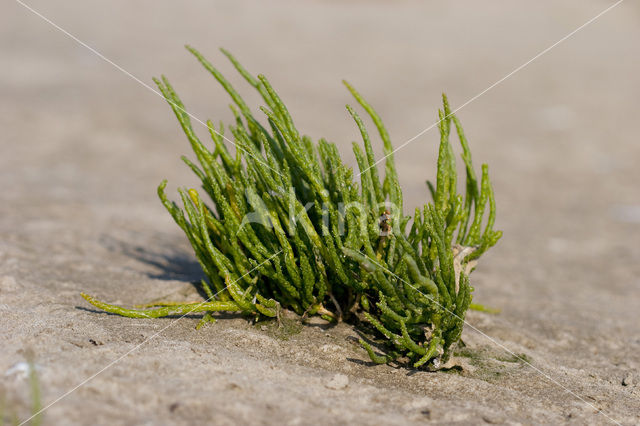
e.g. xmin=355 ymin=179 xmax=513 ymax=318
xmin=81 ymin=293 xmax=242 ymax=319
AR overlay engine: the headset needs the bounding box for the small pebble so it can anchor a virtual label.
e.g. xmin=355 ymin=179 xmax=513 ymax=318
xmin=325 ymin=373 xmax=349 ymax=390
xmin=4 ymin=362 xmax=40 ymax=379
xmin=622 ymin=372 xmax=634 ymax=387
xmin=482 ymin=414 xmax=505 ymax=424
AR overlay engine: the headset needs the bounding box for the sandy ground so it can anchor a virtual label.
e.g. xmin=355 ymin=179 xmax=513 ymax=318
xmin=2 ymin=0 xmax=640 ymax=424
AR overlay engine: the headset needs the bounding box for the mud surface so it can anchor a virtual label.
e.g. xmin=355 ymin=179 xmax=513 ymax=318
xmin=2 ymin=1 xmax=639 ymax=424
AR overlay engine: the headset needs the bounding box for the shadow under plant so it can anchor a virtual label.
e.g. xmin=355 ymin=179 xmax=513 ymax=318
xmin=99 ymin=234 xmax=203 ymax=282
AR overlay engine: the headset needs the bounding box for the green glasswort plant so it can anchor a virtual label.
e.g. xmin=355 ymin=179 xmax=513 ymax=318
xmin=82 ymin=46 xmax=501 ymax=369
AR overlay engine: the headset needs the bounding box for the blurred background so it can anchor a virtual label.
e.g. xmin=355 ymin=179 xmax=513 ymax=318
xmin=1 ymin=0 xmax=639 ymax=423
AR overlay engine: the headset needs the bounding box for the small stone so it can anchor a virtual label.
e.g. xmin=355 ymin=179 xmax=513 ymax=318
xmin=325 ymin=373 xmax=349 ymax=390
xmin=440 ymin=356 xmax=475 ymax=373
xmin=320 ymin=344 xmax=342 ymax=353
xmin=622 ymin=372 xmax=634 ymax=387
xmin=4 ymin=362 xmax=40 ymax=380
xmin=482 ymin=414 xmax=505 ymax=424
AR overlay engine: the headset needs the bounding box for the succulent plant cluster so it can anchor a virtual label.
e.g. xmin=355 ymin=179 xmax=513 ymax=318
xmin=82 ymin=46 xmax=501 ymax=369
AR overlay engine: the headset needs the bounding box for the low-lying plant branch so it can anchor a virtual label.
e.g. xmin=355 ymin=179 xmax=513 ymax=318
xmin=82 ymin=46 xmax=502 ymax=369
